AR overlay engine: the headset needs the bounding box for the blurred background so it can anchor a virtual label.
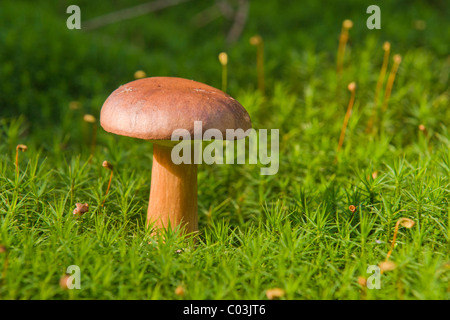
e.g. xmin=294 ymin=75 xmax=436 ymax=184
xmin=0 ymin=0 xmax=448 ymax=146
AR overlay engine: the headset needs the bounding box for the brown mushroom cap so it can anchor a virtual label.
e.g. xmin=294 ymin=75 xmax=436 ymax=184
xmin=100 ymin=77 xmax=252 ymax=141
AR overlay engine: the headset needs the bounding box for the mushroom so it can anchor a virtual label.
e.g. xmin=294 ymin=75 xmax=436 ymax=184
xmin=100 ymin=77 xmax=251 ymax=235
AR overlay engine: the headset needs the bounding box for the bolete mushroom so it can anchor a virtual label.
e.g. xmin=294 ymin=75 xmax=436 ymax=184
xmin=100 ymin=77 xmax=251 ymax=235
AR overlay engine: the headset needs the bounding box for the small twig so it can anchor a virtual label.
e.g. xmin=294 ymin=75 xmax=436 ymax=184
xmin=83 ymin=0 xmax=193 ymax=31
xmin=1 ymin=245 xmax=8 ymax=284
xmin=134 ymin=70 xmax=147 ymax=79
xmin=191 ymin=3 xmax=223 ymax=28
xmin=73 ymin=203 xmax=89 ymax=217
xmin=226 ymin=0 xmax=249 ymax=45
xmin=216 ymin=0 xmax=235 ymax=20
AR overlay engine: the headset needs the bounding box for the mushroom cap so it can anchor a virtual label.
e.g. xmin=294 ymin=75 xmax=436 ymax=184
xmin=100 ymin=77 xmax=252 ymax=141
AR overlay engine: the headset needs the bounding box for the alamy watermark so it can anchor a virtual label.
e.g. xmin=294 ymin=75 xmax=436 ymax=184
xmin=61 ymin=265 xmax=81 ymax=290
xmin=66 ymin=5 xmax=81 ymax=30
xmin=67 ymin=5 xmax=382 ymax=31
xmin=366 ymin=265 xmax=381 ymax=289
xmin=366 ymin=5 xmax=381 ymax=30
xmin=169 ymin=121 xmax=279 ymax=175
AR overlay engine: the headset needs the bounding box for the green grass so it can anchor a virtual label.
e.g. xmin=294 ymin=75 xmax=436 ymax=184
xmin=0 ymin=1 xmax=449 ymax=299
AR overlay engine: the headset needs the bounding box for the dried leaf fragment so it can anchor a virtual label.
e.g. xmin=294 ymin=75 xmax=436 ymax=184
xmin=73 ymin=203 xmax=89 ymax=216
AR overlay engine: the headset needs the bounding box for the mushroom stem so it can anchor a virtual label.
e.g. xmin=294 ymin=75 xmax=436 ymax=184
xmin=147 ymin=143 xmax=198 ymax=235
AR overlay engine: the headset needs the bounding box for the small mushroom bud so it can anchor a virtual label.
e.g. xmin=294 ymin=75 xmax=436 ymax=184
xmin=393 ymin=54 xmax=402 ymax=64
xmin=398 ymin=218 xmax=415 ymax=228
xmin=347 ymin=81 xmax=356 ymax=92
xmin=83 ymin=114 xmax=96 ymax=123
xmin=249 ymin=35 xmax=262 ymax=46
xmin=336 ymin=20 xmax=353 ymax=75
xmin=249 ymin=35 xmax=265 ymax=94
xmin=265 ymin=288 xmax=285 ymax=300
xmin=385 ymin=217 xmax=415 ymax=261
xmin=379 ymin=260 xmax=397 ymax=272
xmin=218 ymin=52 xmax=228 ymax=92
xmin=83 ymin=114 xmax=98 ymax=161
xmin=101 ymin=161 xmax=114 ymax=207
xmin=59 ymin=274 xmax=71 ymax=290
xmin=175 ymin=285 xmax=185 ymax=296
xmin=336 ymin=82 xmax=357 ymax=154
xmin=343 ymin=19 xmax=353 ymax=29
xmin=16 ymin=144 xmax=28 ymax=152
xmin=134 ymin=70 xmax=147 ymax=79
xmin=102 ymin=160 xmax=113 ymax=170
xmin=15 ymin=144 xmax=28 ymax=175
xmin=381 ymin=54 xmax=402 ymax=112
xmin=218 ymin=52 xmax=228 ymax=66
xmin=357 ymin=276 xmax=367 ymax=287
